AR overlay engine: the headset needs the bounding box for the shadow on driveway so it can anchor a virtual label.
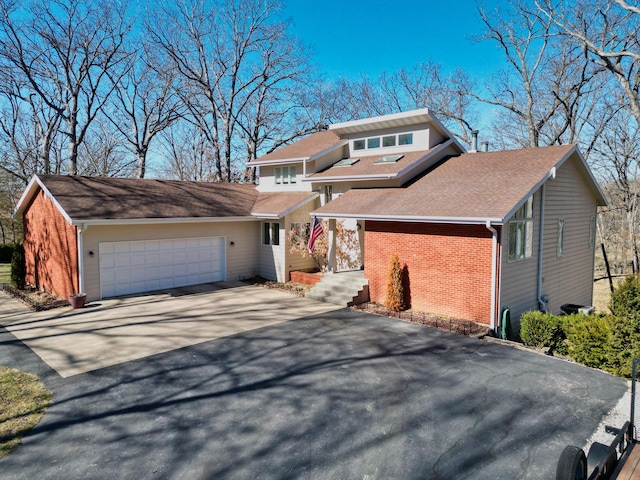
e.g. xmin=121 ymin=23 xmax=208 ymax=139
xmin=0 ymin=308 xmax=627 ymax=480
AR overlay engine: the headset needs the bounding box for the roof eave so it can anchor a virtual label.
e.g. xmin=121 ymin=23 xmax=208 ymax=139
xmin=70 ymin=216 xmax=257 ymax=226
xmin=251 ymin=192 xmax=319 ymax=219
xmin=248 ymin=139 xmax=348 ymax=166
xmin=13 ymin=174 xmax=74 ymax=225
xmin=311 ymin=211 xmax=504 ymax=225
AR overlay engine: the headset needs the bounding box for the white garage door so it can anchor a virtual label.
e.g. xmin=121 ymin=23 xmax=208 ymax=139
xmin=99 ymin=236 xmax=226 ymax=298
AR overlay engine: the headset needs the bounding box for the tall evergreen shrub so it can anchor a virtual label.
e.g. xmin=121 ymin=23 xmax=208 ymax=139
xmin=385 ymin=254 xmax=404 ymax=312
xmin=10 ymin=243 xmax=25 ymax=289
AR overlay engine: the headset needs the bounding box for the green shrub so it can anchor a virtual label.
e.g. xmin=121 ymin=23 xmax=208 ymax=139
xmin=565 ymin=314 xmax=614 ymax=370
xmin=610 ymin=274 xmax=640 ymax=319
xmin=10 ymin=243 xmax=25 ymax=290
xmin=520 ymin=310 xmax=566 ymax=352
xmin=0 ymin=243 xmax=14 ymax=263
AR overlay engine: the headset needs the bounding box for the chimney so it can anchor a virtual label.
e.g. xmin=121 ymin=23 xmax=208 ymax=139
xmin=481 ymin=140 xmax=489 ymax=152
xmin=470 ymin=130 xmax=479 ymax=152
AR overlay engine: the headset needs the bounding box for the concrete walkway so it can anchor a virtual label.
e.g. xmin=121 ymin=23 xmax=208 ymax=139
xmin=0 ymin=282 xmax=341 ymax=377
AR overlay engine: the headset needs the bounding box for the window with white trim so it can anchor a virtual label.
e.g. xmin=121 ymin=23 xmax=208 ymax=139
xmin=352 ymin=132 xmax=414 ymax=151
xmin=508 ymin=195 xmax=534 ymax=261
xmin=557 ymin=218 xmax=565 ymax=257
xmin=262 ymin=222 xmax=280 ymax=245
xmin=589 ymin=215 xmax=596 ymax=249
xmin=275 ymin=166 xmax=297 ymax=184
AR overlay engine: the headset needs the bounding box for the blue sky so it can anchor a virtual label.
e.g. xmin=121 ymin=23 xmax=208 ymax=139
xmin=283 ymin=0 xmax=503 ymax=80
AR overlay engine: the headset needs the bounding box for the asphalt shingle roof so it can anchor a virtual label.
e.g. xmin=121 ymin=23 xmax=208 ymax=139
xmin=36 ymin=175 xmax=260 ymax=220
xmin=313 ymin=145 xmax=583 ymax=222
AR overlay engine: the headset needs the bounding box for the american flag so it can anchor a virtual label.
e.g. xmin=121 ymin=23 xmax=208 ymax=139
xmin=307 ymin=216 xmax=323 ymax=253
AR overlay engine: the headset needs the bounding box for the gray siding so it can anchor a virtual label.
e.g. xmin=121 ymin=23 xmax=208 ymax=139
xmin=500 ymin=191 xmax=541 ymax=325
xmin=540 ymin=155 xmax=597 ymax=314
xmin=500 ymin=153 xmax=598 ymax=326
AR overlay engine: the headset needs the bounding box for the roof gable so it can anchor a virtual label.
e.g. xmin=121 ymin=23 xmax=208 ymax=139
xmin=250 ymin=130 xmax=344 ymax=164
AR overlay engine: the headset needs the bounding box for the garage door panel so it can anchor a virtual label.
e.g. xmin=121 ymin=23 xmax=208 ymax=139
xmin=100 ymin=236 xmax=225 ymax=298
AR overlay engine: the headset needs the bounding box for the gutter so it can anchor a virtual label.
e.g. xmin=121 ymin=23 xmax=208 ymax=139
xmin=537 ymin=183 xmax=547 ymax=312
xmin=70 ymin=216 xmax=257 ymax=227
xmin=312 ymin=212 xmax=504 ymax=226
xmin=537 ymin=168 xmax=556 ymax=311
xmin=77 ymin=223 xmax=87 ymax=294
xmin=485 ymin=221 xmax=498 ymax=331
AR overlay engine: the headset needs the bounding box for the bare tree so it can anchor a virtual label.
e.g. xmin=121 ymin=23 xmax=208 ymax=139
xmin=538 ymin=0 xmax=640 ymax=128
xmin=456 ymin=1 xmax=603 ymax=149
xmin=148 ymin=0 xmax=318 ymax=182
xmin=0 ymin=0 xmax=131 ymax=175
xmin=107 ymin=44 xmax=183 ymax=178
xmin=157 ymin=123 xmax=213 ymax=181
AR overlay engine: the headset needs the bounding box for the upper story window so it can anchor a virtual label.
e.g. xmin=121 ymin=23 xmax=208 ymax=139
xmin=508 ymin=195 xmax=534 ymax=262
xmin=367 ymin=137 xmax=380 ymax=149
xmin=399 ymin=133 xmax=413 ymax=145
xmin=275 ymin=166 xmax=297 ymax=184
xmin=352 ymin=132 xmax=414 ymax=151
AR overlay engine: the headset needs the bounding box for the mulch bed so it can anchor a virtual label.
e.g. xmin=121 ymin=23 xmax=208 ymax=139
xmin=1 ymin=284 xmax=69 ymax=311
xmin=242 ymin=276 xmax=307 ymax=297
xmin=352 ymin=302 xmax=489 ymax=337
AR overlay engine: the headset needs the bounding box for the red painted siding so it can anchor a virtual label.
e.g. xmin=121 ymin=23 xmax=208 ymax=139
xmin=365 ymin=221 xmax=496 ymax=324
xmin=23 ymin=189 xmax=78 ymax=299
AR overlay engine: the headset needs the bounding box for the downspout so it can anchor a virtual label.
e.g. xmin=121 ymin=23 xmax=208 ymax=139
xmin=77 ymin=224 xmax=87 ymax=294
xmin=486 ymin=220 xmax=498 ymax=332
xmin=537 ymin=168 xmax=556 ymax=312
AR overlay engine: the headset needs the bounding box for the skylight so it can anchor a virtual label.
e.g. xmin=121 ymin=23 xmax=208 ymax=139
xmin=334 ymin=158 xmax=360 ymax=167
xmin=374 ymin=154 xmax=404 ymax=164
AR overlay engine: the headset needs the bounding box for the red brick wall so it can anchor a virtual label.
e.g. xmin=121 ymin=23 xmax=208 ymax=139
xmin=23 ymin=189 xmax=78 ymax=299
xmin=365 ymin=221 xmax=496 ymax=324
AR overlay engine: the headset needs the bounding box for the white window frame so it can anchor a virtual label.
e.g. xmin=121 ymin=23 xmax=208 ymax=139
xmin=507 ymin=195 xmax=534 ymax=262
xmin=262 ymin=222 xmax=280 ymax=246
xmin=557 ymin=218 xmax=565 ymax=257
xmin=275 ymin=166 xmax=296 ymax=185
xmin=352 ymin=132 xmax=414 ymax=151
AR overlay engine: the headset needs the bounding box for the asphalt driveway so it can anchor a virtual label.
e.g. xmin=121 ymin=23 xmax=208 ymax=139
xmin=0 ymin=290 xmax=628 ymax=479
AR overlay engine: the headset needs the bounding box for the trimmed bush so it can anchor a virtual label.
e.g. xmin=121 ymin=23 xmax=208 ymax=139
xmin=520 ymin=310 xmax=566 ymax=352
xmin=385 ymin=254 xmax=404 ymax=312
xmin=10 ymin=243 xmax=25 ymax=290
xmin=610 ymin=274 xmax=640 ymax=319
xmin=0 ymin=244 xmax=14 ymax=263
xmin=565 ymin=314 xmax=614 ymax=370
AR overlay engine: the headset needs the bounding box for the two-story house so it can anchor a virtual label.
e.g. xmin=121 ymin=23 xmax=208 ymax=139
xmin=15 ymin=108 xmax=606 ymax=331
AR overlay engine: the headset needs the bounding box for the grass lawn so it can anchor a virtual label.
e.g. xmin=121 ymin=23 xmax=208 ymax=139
xmin=0 ymin=366 xmax=52 ymax=458
xmin=0 ymin=263 xmax=9 ymax=284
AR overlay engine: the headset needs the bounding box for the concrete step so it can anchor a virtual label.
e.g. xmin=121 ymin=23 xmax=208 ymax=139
xmin=306 ymin=271 xmax=369 ymax=307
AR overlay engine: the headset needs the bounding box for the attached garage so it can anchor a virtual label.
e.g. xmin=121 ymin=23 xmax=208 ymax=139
xmin=99 ymin=236 xmax=226 ymax=298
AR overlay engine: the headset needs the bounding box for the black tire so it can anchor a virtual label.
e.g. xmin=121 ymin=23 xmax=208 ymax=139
xmin=556 ymin=445 xmax=588 ymax=480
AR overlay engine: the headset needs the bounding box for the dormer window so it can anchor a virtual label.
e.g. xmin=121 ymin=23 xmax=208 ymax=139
xmin=275 ymin=166 xmax=297 ymax=184
xmin=399 ymin=133 xmax=413 ymax=145
xmin=367 ymin=137 xmax=380 ymax=148
xmin=352 ymin=132 xmax=414 ymax=151
xmin=383 ymin=135 xmax=396 ymax=147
